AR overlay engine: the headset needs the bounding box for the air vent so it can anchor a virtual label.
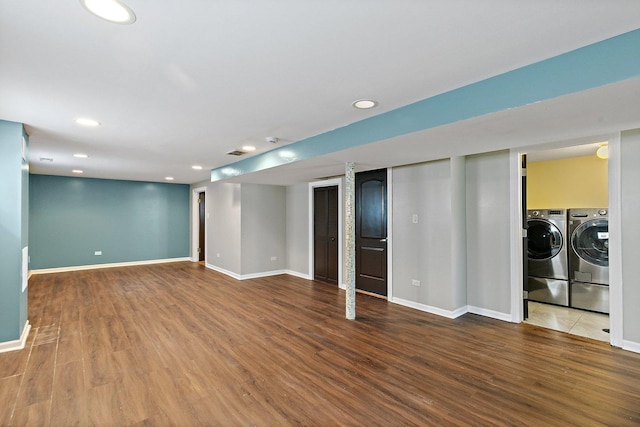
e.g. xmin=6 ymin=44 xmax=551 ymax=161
xmin=227 ymin=150 xmax=245 ymax=156
xmin=548 ymin=210 xmax=563 ymax=215
xmin=40 ymin=157 xmax=53 ymax=162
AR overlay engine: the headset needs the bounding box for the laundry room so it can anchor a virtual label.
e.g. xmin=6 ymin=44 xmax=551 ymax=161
xmin=525 ymin=141 xmax=609 ymax=341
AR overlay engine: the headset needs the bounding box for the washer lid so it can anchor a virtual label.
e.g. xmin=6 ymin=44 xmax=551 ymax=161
xmin=528 ymin=219 xmax=563 ymax=260
xmin=572 ymin=219 xmax=609 ymax=267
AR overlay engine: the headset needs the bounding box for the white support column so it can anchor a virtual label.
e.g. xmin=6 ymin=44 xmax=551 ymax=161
xmin=345 ymin=162 xmax=356 ymax=320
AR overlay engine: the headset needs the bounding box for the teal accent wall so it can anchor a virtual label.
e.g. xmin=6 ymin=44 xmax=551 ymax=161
xmin=0 ymin=120 xmax=29 ymax=343
xmin=212 ymin=28 xmax=640 ymax=182
xmin=29 ymin=175 xmax=190 ymax=270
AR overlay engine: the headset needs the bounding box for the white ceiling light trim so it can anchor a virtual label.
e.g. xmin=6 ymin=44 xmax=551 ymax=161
xmin=72 ymin=169 xmax=84 ymax=174
xmin=75 ymin=117 xmax=100 ymax=127
xmin=73 ymin=153 xmax=89 ymax=158
xmin=596 ymin=144 xmax=609 ymax=159
xmin=165 ymin=176 xmax=174 ymax=181
xmin=80 ymin=0 xmax=136 ymax=24
xmin=192 ymin=165 xmax=203 ymax=170
xmin=352 ymin=99 xmax=378 ymax=109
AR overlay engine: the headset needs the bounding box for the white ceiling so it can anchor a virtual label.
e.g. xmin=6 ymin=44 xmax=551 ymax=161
xmin=1 ymin=1 xmax=639 ymax=185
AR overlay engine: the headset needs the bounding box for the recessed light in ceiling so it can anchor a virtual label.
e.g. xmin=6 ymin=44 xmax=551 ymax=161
xmin=192 ymin=165 xmax=203 ymax=170
xmin=596 ymin=144 xmax=609 ymax=160
xmin=352 ymin=99 xmax=378 ymax=109
xmin=80 ymin=0 xmax=136 ymax=24
xmin=165 ymin=176 xmax=174 ymax=181
xmin=74 ymin=153 xmax=89 ymax=158
xmin=242 ymin=145 xmax=256 ymax=152
xmin=72 ymin=169 xmax=83 ymax=174
xmin=75 ymin=117 xmax=100 ymax=127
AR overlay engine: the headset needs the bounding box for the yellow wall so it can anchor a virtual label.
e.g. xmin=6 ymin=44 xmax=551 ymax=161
xmin=527 ymin=155 xmax=608 ymax=209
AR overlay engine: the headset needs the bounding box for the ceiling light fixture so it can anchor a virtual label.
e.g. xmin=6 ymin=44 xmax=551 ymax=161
xmin=74 ymin=153 xmax=89 ymax=158
xmin=242 ymin=145 xmax=256 ymax=152
xmin=352 ymin=99 xmax=378 ymax=109
xmin=75 ymin=117 xmax=100 ymax=127
xmin=192 ymin=165 xmax=203 ymax=170
xmin=596 ymin=144 xmax=609 ymax=160
xmin=80 ymin=0 xmax=136 ymax=24
xmin=165 ymin=176 xmax=174 ymax=181
xmin=72 ymin=169 xmax=83 ymax=174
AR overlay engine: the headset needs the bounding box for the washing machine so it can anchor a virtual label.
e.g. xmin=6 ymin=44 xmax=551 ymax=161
xmin=527 ymin=209 xmax=569 ymax=306
xmin=568 ymin=208 xmax=609 ymax=313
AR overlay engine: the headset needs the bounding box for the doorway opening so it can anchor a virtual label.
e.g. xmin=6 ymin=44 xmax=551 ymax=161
xmin=191 ymin=186 xmax=207 ymax=264
xmin=519 ymin=140 xmax=612 ymax=342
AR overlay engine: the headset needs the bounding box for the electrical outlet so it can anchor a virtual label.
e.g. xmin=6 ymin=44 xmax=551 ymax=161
xmin=412 ymin=279 xmax=420 ymax=287
xmin=271 ymin=256 xmax=277 ymax=261
xmin=412 ymin=214 xmax=419 ymax=224
xmin=216 ymin=253 xmax=220 ymax=258
xmin=94 ymin=251 xmax=102 ymax=256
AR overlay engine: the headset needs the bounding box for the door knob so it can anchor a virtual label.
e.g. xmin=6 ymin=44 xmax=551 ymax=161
xmin=380 ymin=238 xmax=387 ymax=242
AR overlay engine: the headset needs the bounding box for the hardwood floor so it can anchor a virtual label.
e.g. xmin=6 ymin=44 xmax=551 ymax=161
xmin=2 ymin=262 xmax=639 ymax=426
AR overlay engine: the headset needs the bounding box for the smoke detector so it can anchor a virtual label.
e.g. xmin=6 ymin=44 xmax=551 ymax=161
xmin=266 ymin=136 xmax=279 ymax=144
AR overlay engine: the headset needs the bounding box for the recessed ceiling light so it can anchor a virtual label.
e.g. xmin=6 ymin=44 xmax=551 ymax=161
xmin=80 ymin=0 xmax=136 ymax=24
xmin=192 ymin=165 xmax=203 ymax=170
xmin=165 ymin=176 xmax=174 ymax=181
xmin=352 ymin=99 xmax=378 ymax=109
xmin=242 ymin=145 xmax=256 ymax=152
xmin=75 ymin=117 xmax=100 ymax=127
xmin=74 ymin=153 xmax=89 ymax=158
xmin=596 ymin=144 xmax=609 ymax=160
xmin=72 ymin=169 xmax=83 ymax=174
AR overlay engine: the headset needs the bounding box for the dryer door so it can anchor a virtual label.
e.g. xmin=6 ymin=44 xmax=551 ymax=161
xmin=571 ymin=219 xmax=609 ymax=267
xmin=528 ymin=219 xmax=563 ymax=261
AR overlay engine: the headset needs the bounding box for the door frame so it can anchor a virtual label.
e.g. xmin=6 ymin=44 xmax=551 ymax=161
xmin=309 ymin=178 xmax=343 ymax=285
xmin=508 ymin=132 xmax=622 ymax=348
xmin=191 ymin=186 xmax=208 ymax=263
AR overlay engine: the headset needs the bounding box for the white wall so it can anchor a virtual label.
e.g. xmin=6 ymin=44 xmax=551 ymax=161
xmin=392 ymin=160 xmax=457 ymax=310
xmin=208 ymin=182 xmax=242 ymax=274
xmin=621 ymin=129 xmax=640 ymax=346
xmin=286 ymin=183 xmax=309 ymax=276
xmin=241 ymin=184 xmax=286 ymax=275
xmin=465 ymin=150 xmax=512 ymax=318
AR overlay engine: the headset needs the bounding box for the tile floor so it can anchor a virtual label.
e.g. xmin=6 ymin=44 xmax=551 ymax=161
xmin=525 ymin=301 xmax=610 ymax=342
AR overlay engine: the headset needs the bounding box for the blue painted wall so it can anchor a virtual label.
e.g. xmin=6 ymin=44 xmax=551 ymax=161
xmin=29 ymin=175 xmax=190 ymax=269
xmin=0 ymin=120 xmax=29 ymax=343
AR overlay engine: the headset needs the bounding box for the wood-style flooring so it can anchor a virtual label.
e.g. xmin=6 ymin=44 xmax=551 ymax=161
xmin=1 ymin=262 xmax=639 ymax=426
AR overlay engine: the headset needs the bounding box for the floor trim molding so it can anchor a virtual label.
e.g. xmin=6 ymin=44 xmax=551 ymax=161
xmin=29 ymin=257 xmax=191 ymax=275
xmin=623 ymin=340 xmax=640 ymax=354
xmin=0 ymin=321 xmax=31 ymax=354
xmin=205 ymin=264 xmax=288 ymax=281
xmin=467 ymin=305 xmax=512 ymax=322
xmin=391 ymin=297 xmax=467 ymax=319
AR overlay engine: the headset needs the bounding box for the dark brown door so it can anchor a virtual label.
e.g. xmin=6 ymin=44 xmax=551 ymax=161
xmin=314 ymin=186 xmax=338 ymax=284
xmin=356 ymin=169 xmax=387 ymax=296
xmin=198 ymin=192 xmax=205 ymax=262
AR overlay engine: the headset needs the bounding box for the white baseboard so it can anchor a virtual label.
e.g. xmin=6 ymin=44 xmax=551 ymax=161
xmin=338 ymin=283 xmax=346 ymax=290
xmin=29 ymin=257 xmax=191 ymax=275
xmin=467 ymin=305 xmax=513 ymax=322
xmin=205 ymin=264 xmax=289 ymax=281
xmin=391 ymin=297 xmax=467 ymax=319
xmin=623 ymin=340 xmax=640 ymax=354
xmin=0 ymin=321 xmax=31 ymax=354
xmin=285 ymin=270 xmax=312 ymax=280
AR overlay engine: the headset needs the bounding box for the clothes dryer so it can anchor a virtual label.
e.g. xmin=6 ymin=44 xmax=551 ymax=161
xmin=568 ymin=208 xmax=609 ymax=313
xmin=527 ymin=209 xmax=569 ymax=306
